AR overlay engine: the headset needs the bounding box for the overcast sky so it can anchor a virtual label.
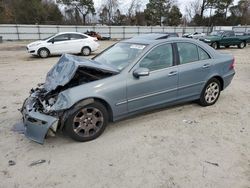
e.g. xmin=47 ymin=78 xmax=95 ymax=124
xmin=93 ymin=0 xmax=239 ymax=15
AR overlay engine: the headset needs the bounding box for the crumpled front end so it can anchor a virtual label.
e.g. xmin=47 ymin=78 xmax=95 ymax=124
xmin=20 ymin=54 xmax=119 ymax=144
xmin=21 ymin=89 xmax=59 ymax=144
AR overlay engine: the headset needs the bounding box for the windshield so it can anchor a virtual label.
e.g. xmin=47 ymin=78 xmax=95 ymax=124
xmin=93 ymin=42 xmax=147 ymax=71
xmin=210 ymin=31 xmax=224 ymax=36
xmin=42 ymin=34 xmax=56 ymax=40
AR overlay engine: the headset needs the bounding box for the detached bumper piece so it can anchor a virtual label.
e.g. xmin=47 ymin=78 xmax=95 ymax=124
xmin=22 ymin=97 xmax=58 ymax=144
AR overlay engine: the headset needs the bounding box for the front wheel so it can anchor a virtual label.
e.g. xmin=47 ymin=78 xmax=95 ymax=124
xmin=199 ymin=78 xmax=221 ymax=106
xmin=64 ymin=101 xmax=108 ymax=142
xmin=38 ymin=48 xmax=49 ymax=58
xmin=211 ymin=42 xmax=219 ymax=49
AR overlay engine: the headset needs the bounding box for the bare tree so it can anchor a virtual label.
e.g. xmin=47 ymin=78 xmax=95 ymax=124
xmin=106 ymin=0 xmax=118 ymax=25
xmin=127 ymin=0 xmax=141 ymax=25
xmin=184 ymin=0 xmax=201 ymax=21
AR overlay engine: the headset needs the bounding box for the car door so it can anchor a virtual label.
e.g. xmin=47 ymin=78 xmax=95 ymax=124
xmin=127 ymin=43 xmax=178 ymax=112
xmin=69 ymin=34 xmax=87 ymax=53
xmin=176 ymin=42 xmax=212 ymax=99
xmin=220 ymin=31 xmax=238 ymax=46
xmin=47 ymin=34 xmax=70 ymax=54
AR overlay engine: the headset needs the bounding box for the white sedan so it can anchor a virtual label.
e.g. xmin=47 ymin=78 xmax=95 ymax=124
xmin=26 ymin=32 xmax=100 ymax=58
xmin=188 ymin=32 xmax=206 ymax=39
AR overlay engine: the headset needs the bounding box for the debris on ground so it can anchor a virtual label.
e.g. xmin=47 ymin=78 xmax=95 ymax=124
xmin=109 ymin=163 xmax=113 ymax=167
xmin=2 ymin=106 xmax=7 ymax=109
xmin=240 ymin=127 xmax=245 ymax=133
xmin=12 ymin=122 xmax=25 ymax=134
xmin=29 ymin=160 xmax=46 ymax=167
xmin=8 ymin=160 xmax=16 ymax=166
xmin=205 ymin=161 xmax=219 ymax=167
xmin=183 ymin=119 xmax=198 ymax=124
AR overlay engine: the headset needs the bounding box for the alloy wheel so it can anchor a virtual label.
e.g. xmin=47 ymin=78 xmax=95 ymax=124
xmin=204 ymin=82 xmax=220 ymax=104
xmin=73 ymin=107 xmax=104 ymax=137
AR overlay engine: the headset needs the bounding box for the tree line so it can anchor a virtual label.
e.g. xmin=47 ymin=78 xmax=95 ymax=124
xmin=0 ymin=0 xmax=249 ymax=26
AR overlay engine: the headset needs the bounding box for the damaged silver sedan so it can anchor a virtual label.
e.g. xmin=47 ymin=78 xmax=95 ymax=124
xmin=21 ymin=37 xmax=235 ymax=144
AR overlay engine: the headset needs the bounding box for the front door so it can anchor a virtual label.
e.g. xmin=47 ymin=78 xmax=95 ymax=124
xmin=48 ymin=34 xmax=70 ymax=54
xmin=127 ymin=43 xmax=178 ymax=112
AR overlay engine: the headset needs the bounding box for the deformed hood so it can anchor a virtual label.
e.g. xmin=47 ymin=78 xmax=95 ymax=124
xmin=44 ymin=54 xmax=119 ymax=92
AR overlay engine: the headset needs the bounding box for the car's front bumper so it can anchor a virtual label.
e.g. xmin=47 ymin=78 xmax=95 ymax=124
xmin=26 ymin=46 xmax=37 ymax=55
xmin=22 ymin=97 xmax=59 ymax=144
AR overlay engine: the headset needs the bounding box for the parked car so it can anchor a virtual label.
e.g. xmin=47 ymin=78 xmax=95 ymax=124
xmin=84 ymin=30 xmax=111 ymax=40
xmin=200 ymin=30 xmax=250 ymax=49
xmin=21 ymin=37 xmax=235 ymax=144
xmin=26 ymin=32 xmax=99 ymax=58
xmin=183 ymin=32 xmax=206 ymax=39
xmin=182 ymin=33 xmax=192 ymax=38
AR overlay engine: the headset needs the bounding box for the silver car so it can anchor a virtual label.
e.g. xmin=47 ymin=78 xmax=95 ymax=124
xmin=21 ymin=37 xmax=235 ymax=144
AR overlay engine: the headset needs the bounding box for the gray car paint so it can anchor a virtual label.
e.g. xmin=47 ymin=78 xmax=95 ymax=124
xmin=21 ymin=37 xmax=235 ymax=144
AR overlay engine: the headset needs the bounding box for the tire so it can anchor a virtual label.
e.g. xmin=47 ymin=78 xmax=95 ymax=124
xmin=81 ymin=47 xmax=91 ymax=56
xmin=225 ymin=45 xmax=230 ymax=48
xmin=211 ymin=42 xmax=219 ymax=49
xmin=199 ymin=78 xmax=221 ymax=107
xmin=64 ymin=101 xmax=108 ymax=142
xmin=238 ymin=41 xmax=246 ymax=49
xmin=38 ymin=48 xmax=49 ymax=58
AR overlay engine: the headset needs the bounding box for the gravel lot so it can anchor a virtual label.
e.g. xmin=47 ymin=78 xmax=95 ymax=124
xmin=0 ymin=40 xmax=249 ymax=188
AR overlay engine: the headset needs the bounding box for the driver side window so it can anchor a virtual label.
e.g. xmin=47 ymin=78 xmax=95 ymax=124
xmin=52 ymin=34 xmax=70 ymax=42
xmin=139 ymin=43 xmax=173 ymax=71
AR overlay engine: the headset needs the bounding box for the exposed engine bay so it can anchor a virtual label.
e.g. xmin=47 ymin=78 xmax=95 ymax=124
xmin=22 ymin=54 xmax=119 ymax=116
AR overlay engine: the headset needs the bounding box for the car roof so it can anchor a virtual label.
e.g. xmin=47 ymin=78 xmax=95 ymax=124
xmin=56 ymin=32 xmax=86 ymax=35
xmin=123 ymin=35 xmax=192 ymax=45
xmin=128 ymin=33 xmax=174 ymax=41
xmin=122 ymin=36 xmax=219 ymax=56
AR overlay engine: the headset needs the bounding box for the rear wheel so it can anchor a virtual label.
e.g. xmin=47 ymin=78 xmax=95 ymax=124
xmin=38 ymin=48 xmax=49 ymax=58
xmin=238 ymin=41 xmax=246 ymax=49
xmin=199 ymin=78 xmax=221 ymax=106
xmin=211 ymin=42 xmax=219 ymax=49
xmin=81 ymin=47 xmax=91 ymax=56
xmin=64 ymin=101 xmax=108 ymax=142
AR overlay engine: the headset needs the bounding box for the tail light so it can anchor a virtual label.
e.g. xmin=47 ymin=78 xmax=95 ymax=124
xmin=230 ymin=57 xmax=235 ymax=69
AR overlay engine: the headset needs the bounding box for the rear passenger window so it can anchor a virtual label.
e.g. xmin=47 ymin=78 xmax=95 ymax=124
xmin=177 ymin=43 xmax=199 ymax=64
xmin=198 ymin=47 xmax=210 ymax=60
xmin=70 ymin=34 xmax=86 ymax=40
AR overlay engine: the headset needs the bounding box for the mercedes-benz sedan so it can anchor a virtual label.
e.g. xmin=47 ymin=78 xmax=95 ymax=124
xmin=21 ymin=37 xmax=235 ymax=144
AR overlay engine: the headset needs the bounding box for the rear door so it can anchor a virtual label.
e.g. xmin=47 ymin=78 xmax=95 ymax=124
xmin=69 ymin=34 xmax=88 ymax=53
xmin=220 ymin=31 xmax=238 ymax=46
xmin=127 ymin=43 xmax=178 ymax=112
xmin=176 ymin=42 xmax=212 ymax=99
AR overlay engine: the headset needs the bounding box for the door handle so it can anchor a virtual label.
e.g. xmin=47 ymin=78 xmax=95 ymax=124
xmin=168 ymin=71 xmax=178 ymax=76
xmin=202 ymin=64 xmax=211 ymax=69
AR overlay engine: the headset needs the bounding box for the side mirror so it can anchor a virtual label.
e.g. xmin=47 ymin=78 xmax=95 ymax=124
xmin=133 ymin=67 xmax=150 ymax=78
xmin=49 ymin=38 xmax=54 ymax=44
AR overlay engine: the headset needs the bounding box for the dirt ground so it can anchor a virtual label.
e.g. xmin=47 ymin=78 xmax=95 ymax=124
xmin=0 ymin=40 xmax=249 ymax=188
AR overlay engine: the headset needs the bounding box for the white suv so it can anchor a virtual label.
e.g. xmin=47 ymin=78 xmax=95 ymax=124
xmin=26 ymin=32 xmax=100 ymax=58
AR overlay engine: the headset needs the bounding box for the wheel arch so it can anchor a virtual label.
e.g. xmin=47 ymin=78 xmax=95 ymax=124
xmin=59 ymin=97 xmax=114 ymax=130
xmin=38 ymin=47 xmax=50 ymax=54
xmin=81 ymin=46 xmax=92 ymax=52
xmin=207 ymin=75 xmax=224 ymax=91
